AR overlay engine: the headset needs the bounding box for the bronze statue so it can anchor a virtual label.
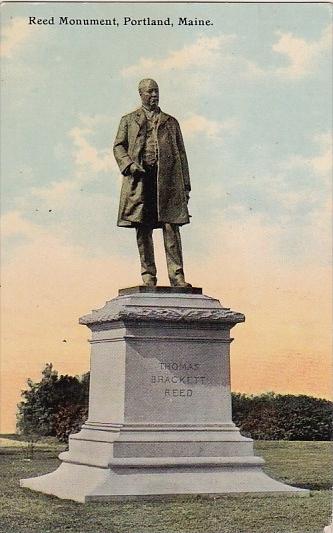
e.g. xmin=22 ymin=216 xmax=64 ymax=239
xmin=113 ymin=79 xmax=192 ymax=287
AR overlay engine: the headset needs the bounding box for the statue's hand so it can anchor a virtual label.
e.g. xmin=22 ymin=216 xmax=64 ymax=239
xmin=130 ymin=163 xmax=145 ymax=178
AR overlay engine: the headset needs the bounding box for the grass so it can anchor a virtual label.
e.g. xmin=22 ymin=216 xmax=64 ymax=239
xmin=0 ymin=438 xmax=331 ymax=533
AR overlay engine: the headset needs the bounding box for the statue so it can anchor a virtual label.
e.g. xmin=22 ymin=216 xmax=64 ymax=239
xmin=113 ymin=79 xmax=192 ymax=287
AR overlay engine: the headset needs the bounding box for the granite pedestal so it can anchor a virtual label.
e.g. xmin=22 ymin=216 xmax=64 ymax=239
xmin=20 ymin=287 xmax=308 ymax=501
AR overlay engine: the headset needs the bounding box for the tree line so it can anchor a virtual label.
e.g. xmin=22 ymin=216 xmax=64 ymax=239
xmin=17 ymin=364 xmax=332 ymax=442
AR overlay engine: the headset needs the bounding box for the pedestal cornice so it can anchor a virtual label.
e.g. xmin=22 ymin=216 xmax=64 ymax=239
xmin=79 ymin=289 xmax=245 ymax=328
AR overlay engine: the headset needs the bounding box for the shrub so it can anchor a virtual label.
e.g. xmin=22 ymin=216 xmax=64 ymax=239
xmin=17 ymin=364 xmax=90 ymax=442
xmin=18 ymin=365 xmax=332 ymax=442
xmin=53 ymin=405 xmax=88 ymax=442
xmin=232 ymin=392 xmax=332 ymax=440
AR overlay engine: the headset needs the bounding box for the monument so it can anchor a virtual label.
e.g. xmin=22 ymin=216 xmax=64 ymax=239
xmin=20 ymin=81 xmax=308 ymax=501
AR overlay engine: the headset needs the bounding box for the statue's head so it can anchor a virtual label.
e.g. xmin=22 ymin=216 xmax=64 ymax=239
xmin=138 ymin=79 xmax=159 ymax=110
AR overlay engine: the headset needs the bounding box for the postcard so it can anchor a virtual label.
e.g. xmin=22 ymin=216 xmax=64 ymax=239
xmin=1 ymin=1 xmax=331 ymax=531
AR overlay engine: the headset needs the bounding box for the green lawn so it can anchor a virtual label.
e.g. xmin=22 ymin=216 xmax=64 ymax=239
xmin=0 ymin=438 xmax=331 ymax=533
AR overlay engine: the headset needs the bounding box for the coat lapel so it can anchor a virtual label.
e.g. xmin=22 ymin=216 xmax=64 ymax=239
xmin=134 ymin=108 xmax=146 ymax=128
xmin=158 ymin=111 xmax=170 ymax=127
xmin=131 ymin=109 xmax=146 ymax=149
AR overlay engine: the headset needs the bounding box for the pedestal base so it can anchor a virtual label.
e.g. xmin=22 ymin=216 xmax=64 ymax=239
xmin=21 ymin=288 xmax=309 ymax=501
xmin=21 ymin=455 xmax=308 ymax=502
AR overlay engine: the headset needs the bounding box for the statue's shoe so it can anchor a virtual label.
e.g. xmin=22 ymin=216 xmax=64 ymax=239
xmin=170 ymin=279 xmax=192 ymax=288
xmin=142 ymin=277 xmax=157 ymax=287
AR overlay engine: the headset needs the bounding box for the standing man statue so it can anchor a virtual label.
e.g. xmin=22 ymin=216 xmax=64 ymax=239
xmin=113 ymin=79 xmax=192 ymax=287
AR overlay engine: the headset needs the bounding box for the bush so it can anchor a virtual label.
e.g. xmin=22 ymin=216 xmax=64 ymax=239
xmin=53 ymin=404 xmax=88 ymax=442
xmin=18 ymin=365 xmax=332 ymax=443
xmin=232 ymin=392 xmax=332 ymax=441
xmin=17 ymin=364 xmax=90 ymax=442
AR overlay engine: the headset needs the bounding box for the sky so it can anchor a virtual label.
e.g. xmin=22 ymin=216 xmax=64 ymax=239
xmin=1 ymin=2 xmax=332 ymax=432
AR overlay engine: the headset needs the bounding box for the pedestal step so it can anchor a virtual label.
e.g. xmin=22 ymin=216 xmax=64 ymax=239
xmin=21 ymin=459 xmax=309 ymax=503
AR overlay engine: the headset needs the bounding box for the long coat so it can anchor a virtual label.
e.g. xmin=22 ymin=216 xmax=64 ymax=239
xmin=113 ymin=108 xmax=191 ymax=227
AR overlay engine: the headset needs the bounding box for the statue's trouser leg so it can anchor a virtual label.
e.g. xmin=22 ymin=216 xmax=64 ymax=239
xmin=162 ymin=223 xmax=185 ymax=284
xmin=136 ymin=226 xmax=157 ymax=285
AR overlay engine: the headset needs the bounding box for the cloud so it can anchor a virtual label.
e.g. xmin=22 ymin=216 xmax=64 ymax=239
xmin=121 ymin=35 xmax=235 ymax=77
xmin=31 ymin=179 xmax=77 ymax=206
xmin=1 ymin=17 xmax=37 ymax=59
xmin=272 ymin=26 xmax=331 ymax=79
xmin=1 ymin=210 xmax=43 ymax=240
xmin=310 ymin=133 xmax=332 ymax=177
xmin=69 ymin=118 xmax=115 ymax=175
xmin=29 ymin=114 xmax=117 ymax=206
xmin=241 ymin=60 xmax=265 ymax=79
xmin=121 ymin=26 xmax=331 ymax=87
xmin=282 ymin=132 xmax=332 ymax=179
xmin=182 ymin=114 xmax=239 ymax=139
xmin=211 ymin=131 xmax=332 ymax=249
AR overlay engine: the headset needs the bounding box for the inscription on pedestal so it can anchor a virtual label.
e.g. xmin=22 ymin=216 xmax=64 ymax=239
xmin=150 ymin=361 xmax=207 ymax=398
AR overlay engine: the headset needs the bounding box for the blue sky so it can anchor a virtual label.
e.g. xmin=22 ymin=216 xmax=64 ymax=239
xmin=2 ymin=2 xmax=331 ymax=261
xmin=1 ymin=3 xmax=332 ymax=430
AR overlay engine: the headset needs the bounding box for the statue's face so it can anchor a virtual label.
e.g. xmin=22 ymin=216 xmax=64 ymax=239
xmin=139 ymin=80 xmax=159 ymax=110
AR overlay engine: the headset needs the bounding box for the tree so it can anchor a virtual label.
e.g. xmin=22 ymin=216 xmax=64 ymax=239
xmin=17 ymin=364 xmax=89 ymax=443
